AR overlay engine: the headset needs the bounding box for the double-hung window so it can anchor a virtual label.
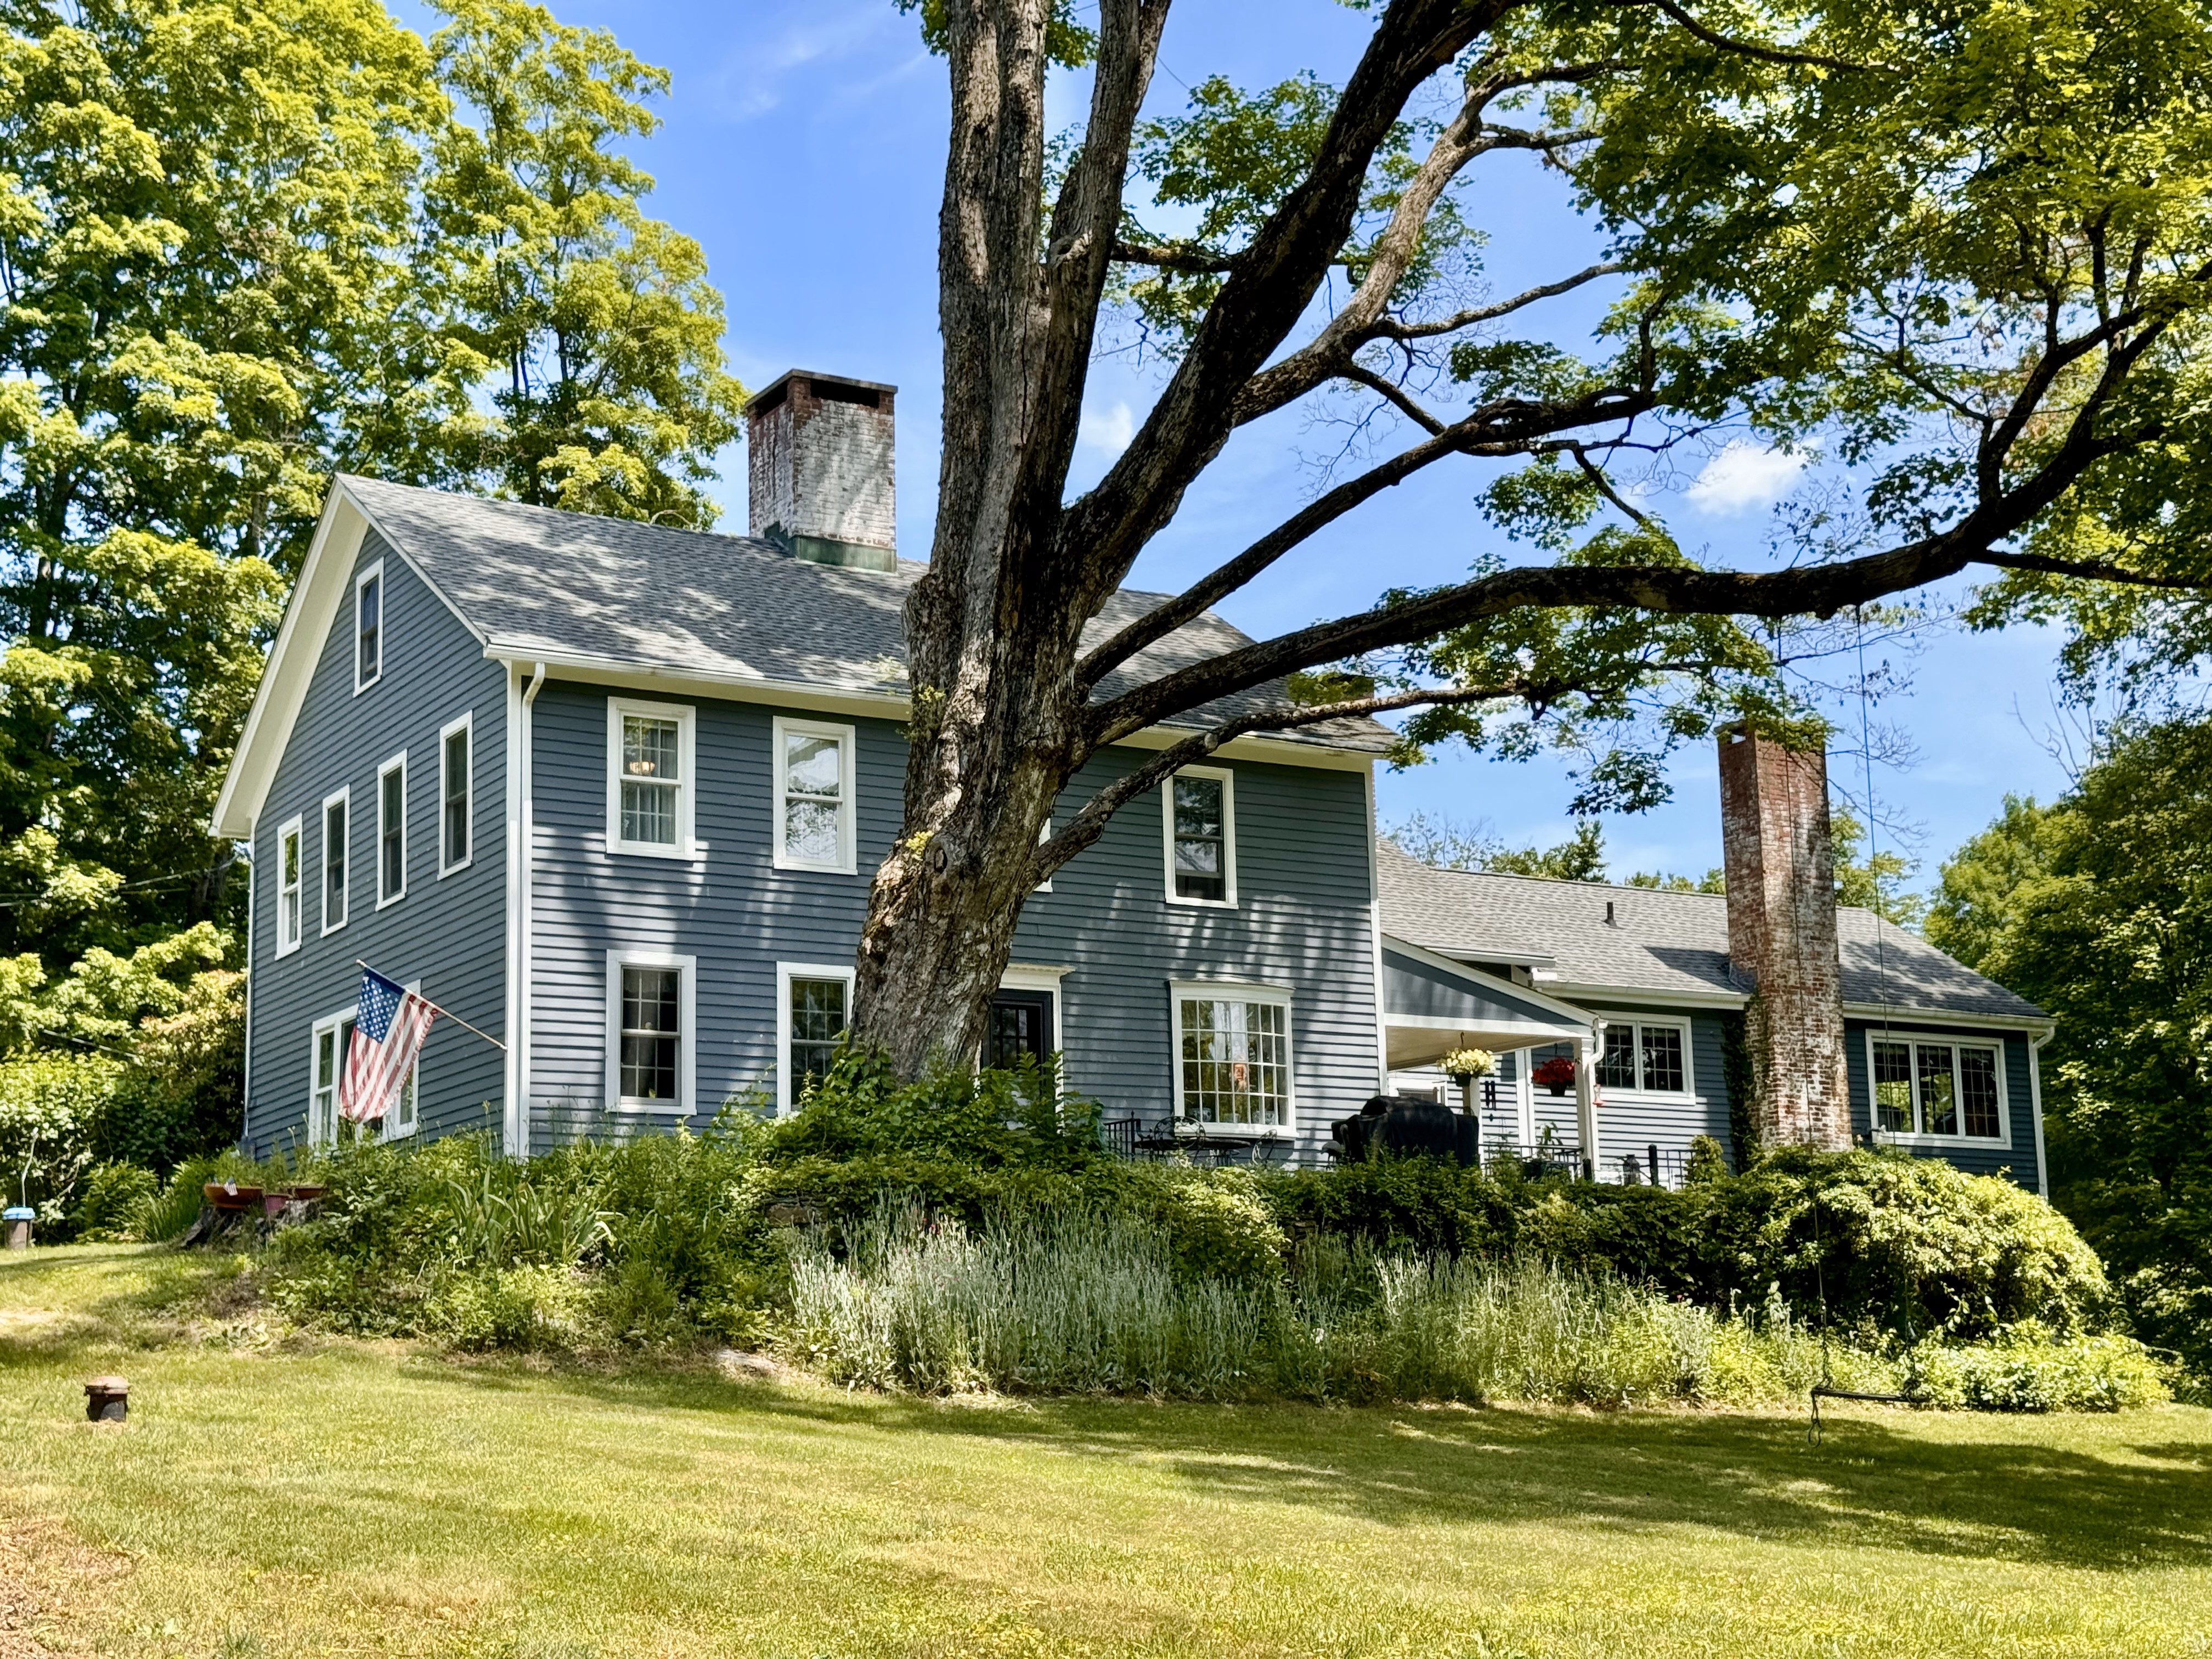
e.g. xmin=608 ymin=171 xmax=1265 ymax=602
xmin=320 ymin=788 xmax=349 ymax=933
xmin=275 ymin=816 xmax=303 ymax=956
xmin=310 ymin=1015 xmax=352 ymax=1146
xmin=606 ymin=952 xmax=695 ymax=1112
xmin=376 ymin=753 xmax=406 ymax=906
xmin=777 ymin=962 xmax=854 ymax=1115
xmin=309 ymin=1006 xmax=416 ymax=1146
xmin=439 ymin=713 xmax=471 ymax=874
xmin=1870 ymin=1035 xmax=2006 ymax=1142
xmin=1171 ymin=982 xmax=1290 ymax=1130
xmin=607 ymin=698 xmax=697 ymax=857
xmin=1164 ymin=766 xmax=1236 ymax=906
xmin=1593 ymin=1018 xmax=1691 ymax=1095
xmin=772 ymin=716 xmax=855 ymax=872
xmin=354 ymin=563 xmax=383 ymax=691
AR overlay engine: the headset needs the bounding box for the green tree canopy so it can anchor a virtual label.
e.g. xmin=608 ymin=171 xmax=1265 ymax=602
xmin=1929 ymin=721 xmax=2212 ymax=1376
xmin=0 ymin=0 xmax=743 ymax=989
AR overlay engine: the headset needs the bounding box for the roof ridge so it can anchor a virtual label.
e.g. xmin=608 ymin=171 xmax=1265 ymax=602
xmin=1381 ymin=839 xmax=1898 ymax=925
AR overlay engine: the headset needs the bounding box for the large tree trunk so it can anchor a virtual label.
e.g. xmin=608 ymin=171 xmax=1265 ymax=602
xmin=847 ymin=0 xmax=1120 ymax=1075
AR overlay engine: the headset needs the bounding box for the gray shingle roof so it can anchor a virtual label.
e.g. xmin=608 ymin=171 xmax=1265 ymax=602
xmin=1377 ymin=840 xmax=2046 ymax=1023
xmin=342 ymin=475 xmax=1390 ymax=753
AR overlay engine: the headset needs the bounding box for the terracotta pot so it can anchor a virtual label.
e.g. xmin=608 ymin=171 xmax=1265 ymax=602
xmin=202 ymin=1183 xmax=262 ymax=1212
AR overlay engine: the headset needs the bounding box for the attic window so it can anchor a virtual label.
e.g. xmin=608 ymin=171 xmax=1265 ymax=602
xmin=809 ymin=380 xmax=881 ymax=407
xmin=354 ymin=563 xmax=383 ymax=692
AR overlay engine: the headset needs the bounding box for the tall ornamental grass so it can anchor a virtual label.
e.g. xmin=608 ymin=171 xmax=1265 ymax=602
xmin=782 ymin=1205 xmax=1927 ymax=1407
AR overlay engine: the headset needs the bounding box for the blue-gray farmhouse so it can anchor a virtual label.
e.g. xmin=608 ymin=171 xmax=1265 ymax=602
xmin=212 ymin=369 xmax=2052 ymax=1192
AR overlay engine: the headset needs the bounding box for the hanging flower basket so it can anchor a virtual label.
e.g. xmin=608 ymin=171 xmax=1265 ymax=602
xmin=1531 ymin=1056 xmax=1577 ymax=1097
xmin=1441 ymin=1047 xmax=1496 ymax=1084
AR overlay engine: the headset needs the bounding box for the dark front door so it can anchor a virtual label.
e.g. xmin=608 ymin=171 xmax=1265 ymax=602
xmin=985 ymin=989 xmax=1054 ymax=1069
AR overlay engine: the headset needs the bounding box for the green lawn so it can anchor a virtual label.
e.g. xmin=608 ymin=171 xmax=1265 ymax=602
xmin=1 ymin=1246 xmax=2206 ymax=1659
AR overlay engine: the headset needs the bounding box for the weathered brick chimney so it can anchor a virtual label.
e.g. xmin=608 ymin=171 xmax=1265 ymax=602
xmin=746 ymin=370 xmax=896 ymax=572
xmin=1717 ymin=725 xmax=1853 ymax=1149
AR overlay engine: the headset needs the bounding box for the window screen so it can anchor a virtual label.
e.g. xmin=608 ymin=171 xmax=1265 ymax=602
xmin=1171 ymin=775 xmax=1227 ymax=901
xmin=619 ymin=715 xmax=681 ymax=845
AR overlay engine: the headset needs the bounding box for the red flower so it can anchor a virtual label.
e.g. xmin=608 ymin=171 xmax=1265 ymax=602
xmin=1531 ymin=1056 xmax=1577 ymax=1091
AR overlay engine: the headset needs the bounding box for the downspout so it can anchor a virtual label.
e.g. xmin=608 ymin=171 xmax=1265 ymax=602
xmin=1576 ymin=1023 xmax=1602 ymax=1180
xmin=518 ymin=662 xmax=545 ymax=1154
xmin=2028 ymin=1026 xmax=2052 ymax=1200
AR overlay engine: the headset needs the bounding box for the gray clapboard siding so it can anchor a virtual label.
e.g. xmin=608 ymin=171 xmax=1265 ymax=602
xmin=245 ymin=531 xmax=507 ymax=1155
xmin=522 ymin=678 xmax=1379 ymax=1147
xmin=1844 ymin=1019 xmax=2040 ymax=1191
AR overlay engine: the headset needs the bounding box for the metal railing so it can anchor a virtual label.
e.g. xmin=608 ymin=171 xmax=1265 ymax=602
xmin=1097 ymin=1117 xmax=1336 ymax=1169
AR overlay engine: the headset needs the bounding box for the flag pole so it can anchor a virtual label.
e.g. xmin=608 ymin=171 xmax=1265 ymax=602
xmin=354 ymin=960 xmax=509 ymax=1051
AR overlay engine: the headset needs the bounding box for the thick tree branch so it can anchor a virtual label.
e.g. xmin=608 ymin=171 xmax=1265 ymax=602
xmin=1371 ymin=260 xmax=1625 ymax=342
xmin=1085 ymin=326 xmax=2171 ymax=751
xmin=1054 ymin=0 xmax=1504 ymax=610
xmin=1111 ymin=237 xmax=1239 ymax=273
xmin=1077 ymin=379 xmax=1661 ymax=690
xmin=1978 ymin=550 xmax=2212 ymax=591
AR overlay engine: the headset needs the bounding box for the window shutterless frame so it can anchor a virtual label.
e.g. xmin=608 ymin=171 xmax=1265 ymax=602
xmin=319 ymin=786 xmax=349 ymax=934
xmin=274 ymin=815 xmax=303 ymax=957
xmin=438 ymin=712 xmax=472 ymax=876
xmin=376 ymin=752 xmax=407 ymax=908
xmin=770 ymin=715 xmax=857 ymax=873
xmin=1865 ymin=1030 xmax=2012 ymax=1147
xmin=1167 ymin=978 xmax=1293 ymax=1135
xmin=1590 ymin=1014 xmax=1695 ymax=1097
xmin=310 ymin=995 xmax=420 ymax=1147
xmin=603 ymin=950 xmax=696 ymax=1114
xmin=776 ymin=961 xmax=855 ymax=1116
xmin=1162 ymin=765 xmax=1237 ymax=907
xmin=605 ymin=697 xmax=700 ymax=859
xmin=353 ymin=561 xmax=384 ymax=693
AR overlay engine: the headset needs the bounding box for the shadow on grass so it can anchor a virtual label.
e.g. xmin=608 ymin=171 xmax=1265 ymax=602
xmin=426 ymin=1356 xmax=2212 ymax=1575
xmin=5 ymin=1250 xmax=2207 ymax=1577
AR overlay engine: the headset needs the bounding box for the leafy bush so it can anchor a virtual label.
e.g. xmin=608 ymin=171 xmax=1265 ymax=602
xmin=0 ymin=1054 xmax=126 ymax=1225
xmin=72 ymin=1160 xmax=157 ymax=1240
xmin=1697 ymin=1147 xmax=2111 ymax=1338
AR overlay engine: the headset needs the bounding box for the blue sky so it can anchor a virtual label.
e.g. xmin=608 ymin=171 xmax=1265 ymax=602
xmin=404 ymin=0 xmax=2080 ymax=894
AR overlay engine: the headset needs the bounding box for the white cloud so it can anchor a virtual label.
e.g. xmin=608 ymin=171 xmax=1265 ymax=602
xmin=1079 ymin=400 xmax=1135 ymax=457
xmin=1684 ymin=440 xmax=1809 ymax=515
xmin=708 ymin=7 xmax=900 ymax=121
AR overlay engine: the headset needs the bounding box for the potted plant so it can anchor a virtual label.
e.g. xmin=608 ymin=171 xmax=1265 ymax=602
xmin=1531 ymin=1055 xmax=1577 ymax=1097
xmin=1440 ymin=1048 xmax=1495 ymax=1084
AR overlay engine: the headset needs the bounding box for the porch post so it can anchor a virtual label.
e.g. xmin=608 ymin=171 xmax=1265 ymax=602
xmin=1575 ymin=1030 xmax=1601 ymax=1180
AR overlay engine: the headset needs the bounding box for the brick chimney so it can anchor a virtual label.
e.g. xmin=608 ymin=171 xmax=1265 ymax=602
xmin=1717 ymin=726 xmax=1853 ymax=1149
xmin=746 ymin=370 xmax=896 ymax=572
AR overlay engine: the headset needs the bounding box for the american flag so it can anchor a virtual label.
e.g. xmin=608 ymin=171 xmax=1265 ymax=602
xmin=339 ymin=967 xmax=435 ymax=1124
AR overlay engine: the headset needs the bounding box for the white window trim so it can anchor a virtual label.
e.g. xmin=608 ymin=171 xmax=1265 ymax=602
xmin=1167 ymin=977 xmax=1294 ymax=1137
xmin=274 ymin=814 xmax=303 ymax=958
xmin=605 ymin=697 xmax=701 ymax=860
xmin=993 ymin=963 xmax=1070 ymax=1067
xmin=1866 ymin=1030 xmax=2013 ymax=1150
xmin=353 ymin=560 xmax=385 ymax=694
xmin=375 ymin=751 xmax=407 ymax=909
xmin=319 ymin=786 xmax=350 ymax=935
xmin=770 ymin=714 xmax=857 ymax=874
xmin=309 ymin=991 xmax=422 ymax=1147
xmin=438 ymin=710 xmax=473 ymax=877
xmin=605 ymin=950 xmax=697 ymax=1115
xmin=1162 ymin=765 xmax=1238 ymax=908
xmin=1588 ymin=1012 xmax=1697 ymax=1100
xmin=776 ymin=960 xmax=856 ymax=1117
xmin=309 ymin=1008 xmax=349 ymax=1149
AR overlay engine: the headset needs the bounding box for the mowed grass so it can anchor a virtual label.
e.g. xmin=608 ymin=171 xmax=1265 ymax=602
xmin=1 ymin=1248 xmax=2207 ymax=1659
